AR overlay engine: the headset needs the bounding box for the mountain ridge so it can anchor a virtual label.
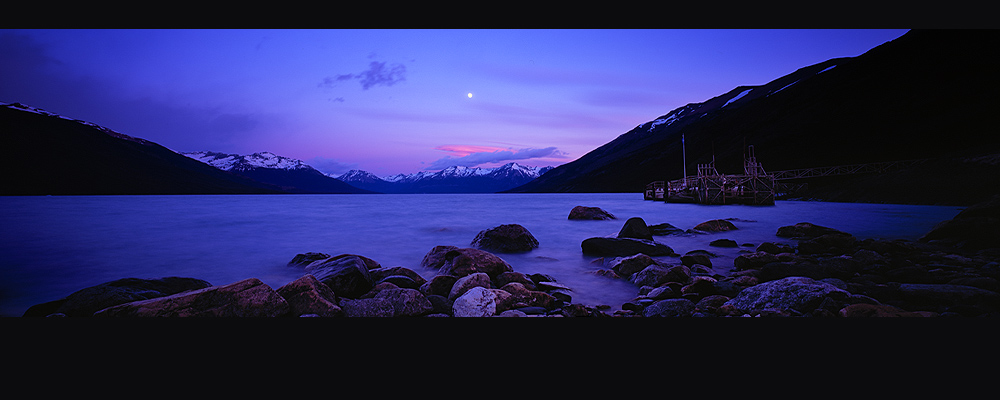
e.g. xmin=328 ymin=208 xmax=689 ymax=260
xmin=337 ymin=163 xmax=554 ymax=193
xmin=0 ymin=102 xmax=290 ymax=195
xmin=504 ymin=29 xmax=1000 ymax=206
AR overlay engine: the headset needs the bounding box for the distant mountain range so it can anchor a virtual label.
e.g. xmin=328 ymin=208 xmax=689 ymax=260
xmin=505 ymin=29 xmax=1000 ymax=206
xmin=180 ymin=151 xmax=376 ymax=194
xmin=337 ymin=164 xmax=553 ymax=193
xmin=6 ymin=30 xmax=998 ymax=204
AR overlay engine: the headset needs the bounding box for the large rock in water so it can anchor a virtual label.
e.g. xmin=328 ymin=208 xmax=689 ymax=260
xmin=723 ymin=276 xmax=850 ymax=315
xmin=287 ymin=252 xmax=332 ymax=268
xmin=420 ymin=245 xmax=460 ymax=270
xmin=920 ymin=194 xmax=1000 ymax=250
xmin=568 ymin=206 xmax=616 ymax=220
xmin=693 ymin=219 xmax=738 ymax=232
xmin=618 ymin=217 xmax=653 ymax=241
xmin=23 ymin=277 xmax=213 ymax=317
xmin=581 ymin=237 xmax=676 ymax=257
xmin=93 ymin=278 xmax=289 ymax=317
xmin=471 ymin=224 xmax=539 ymax=253
xmin=435 ymin=248 xmax=514 ymax=279
xmin=305 ymin=255 xmax=376 ymax=299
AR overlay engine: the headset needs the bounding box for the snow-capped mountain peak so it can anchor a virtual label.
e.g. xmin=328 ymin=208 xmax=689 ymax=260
xmin=182 ymin=151 xmax=311 ymax=171
xmin=337 ymin=162 xmax=554 ymax=193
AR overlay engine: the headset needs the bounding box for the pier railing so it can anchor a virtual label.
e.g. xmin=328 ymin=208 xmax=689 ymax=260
xmin=648 ymin=158 xmax=929 ymax=205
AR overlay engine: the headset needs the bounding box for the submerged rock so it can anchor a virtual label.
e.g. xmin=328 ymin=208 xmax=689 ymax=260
xmin=568 ymin=206 xmax=616 ymax=220
xmin=693 ymin=219 xmax=738 ymax=232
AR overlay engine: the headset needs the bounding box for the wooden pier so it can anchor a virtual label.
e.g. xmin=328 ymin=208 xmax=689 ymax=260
xmin=645 ymin=146 xmax=775 ymax=205
xmin=644 ymin=145 xmax=925 ymax=206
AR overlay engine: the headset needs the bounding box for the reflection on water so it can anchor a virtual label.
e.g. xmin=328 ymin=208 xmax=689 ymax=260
xmin=0 ymin=194 xmax=963 ymax=316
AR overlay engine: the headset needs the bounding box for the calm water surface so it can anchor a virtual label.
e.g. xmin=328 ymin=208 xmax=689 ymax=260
xmin=0 ymin=193 xmax=964 ymax=317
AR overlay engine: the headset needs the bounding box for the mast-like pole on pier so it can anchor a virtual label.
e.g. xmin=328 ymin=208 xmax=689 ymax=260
xmin=681 ymin=134 xmax=687 ymax=188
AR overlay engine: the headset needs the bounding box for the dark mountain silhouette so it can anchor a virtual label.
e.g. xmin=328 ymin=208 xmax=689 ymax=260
xmin=506 ymin=29 xmax=1000 ymax=206
xmin=0 ymin=103 xmax=294 ymax=195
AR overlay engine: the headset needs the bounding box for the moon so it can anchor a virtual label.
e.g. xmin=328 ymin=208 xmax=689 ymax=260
xmin=467 ymin=93 xmax=473 ymax=99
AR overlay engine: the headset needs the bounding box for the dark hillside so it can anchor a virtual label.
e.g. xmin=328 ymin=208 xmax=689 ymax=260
xmin=508 ymin=30 xmax=1000 ymax=206
xmin=0 ymin=105 xmax=286 ymax=195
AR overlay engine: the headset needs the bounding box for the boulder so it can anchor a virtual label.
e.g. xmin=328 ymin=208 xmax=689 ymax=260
xmin=630 ymin=265 xmax=690 ymax=287
xmin=776 ymin=222 xmax=849 ymax=239
xmin=419 ymin=275 xmax=459 ymax=297
xmin=471 ymin=224 xmax=539 ymax=253
xmin=305 ymin=255 xmax=375 ymax=299
xmin=756 ymin=242 xmax=795 ymax=254
xmin=436 ymin=248 xmax=514 ymax=279
xmin=797 ymin=233 xmax=858 ymax=255
xmin=617 ymin=217 xmax=653 ymax=241
xmin=499 ymin=282 xmax=558 ymax=309
xmin=369 ymin=266 xmax=428 ymax=288
xmin=448 ymin=272 xmax=493 ymax=300
xmin=839 ymin=303 xmax=930 ymax=317
xmin=568 ymin=206 xmax=616 ymax=220
xmin=420 ymin=245 xmax=459 ymax=270
xmin=276 ymin=274 xmax=341 ymax=317
xmin=494 ymin=271 xmax=537 ymax=290
xmin=733 ymin=252 xmax=780 ymax=271
xmin=693 ymin=219 xmax=738 ymax=232
xmin=93 ymin=278 xmax=289 ymax=317
xmin=426 ymin=294 xmax=453 ymax=316
xmin=609 ymin=253 xmax=661 ymax=277
xmin=287 ymin=252 xmax=332 ymax=268
xmin=23 ymin=277 xmax=213 ymax=317
xmin=680 ymin=253 xmax=712 ymax=268
xmin=339 ymin=297 xmax=396 ymax=317
xmin=452 ymin=286 xmax=498 ymax=317
xmin=648 ymin=222 xmax=685 ymax=236
xmin=723 ymin=276 xmax=850 ymax=315
xmin=895 ymin=283 xmax=1000 ymax=311
xmin=695 ymin=294 xmax=731 ymax=314
xmin=920 ymin=195 xmax=1000 ymax=250
xmin=642 ymin=298 xmax=696 ymax=317
xmin=373 ymin=288 xmax=434 ymax=317
xmin=581 ymin=237 xmax=676 ymax=257
xmin=709 ymin=239 xmax=739 ymax=248
xmin=759 ymin=260 xmax=832 ymax=281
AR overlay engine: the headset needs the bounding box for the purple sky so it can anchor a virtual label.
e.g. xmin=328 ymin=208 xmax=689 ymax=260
xmin=1 ymin=29 xmax=909 ymax=176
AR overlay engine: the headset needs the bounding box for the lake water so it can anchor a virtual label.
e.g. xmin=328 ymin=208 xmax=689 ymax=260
xmin=0 ymin=193 xmax=964 ymax=317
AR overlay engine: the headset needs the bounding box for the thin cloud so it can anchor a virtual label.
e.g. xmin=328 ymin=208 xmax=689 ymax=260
xmin=426 ymin=145 xmax=568 ymax=170
xmin=320 ymin=61 xmax=407 ymax=91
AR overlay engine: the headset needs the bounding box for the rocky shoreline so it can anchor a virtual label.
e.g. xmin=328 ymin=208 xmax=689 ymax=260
xmin=21 ymin=196 xmax=1000 ymax=317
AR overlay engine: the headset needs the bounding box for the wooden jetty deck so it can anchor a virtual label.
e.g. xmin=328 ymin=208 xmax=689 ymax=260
xmin=644 ymin=145 xmax=925 ymax=206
